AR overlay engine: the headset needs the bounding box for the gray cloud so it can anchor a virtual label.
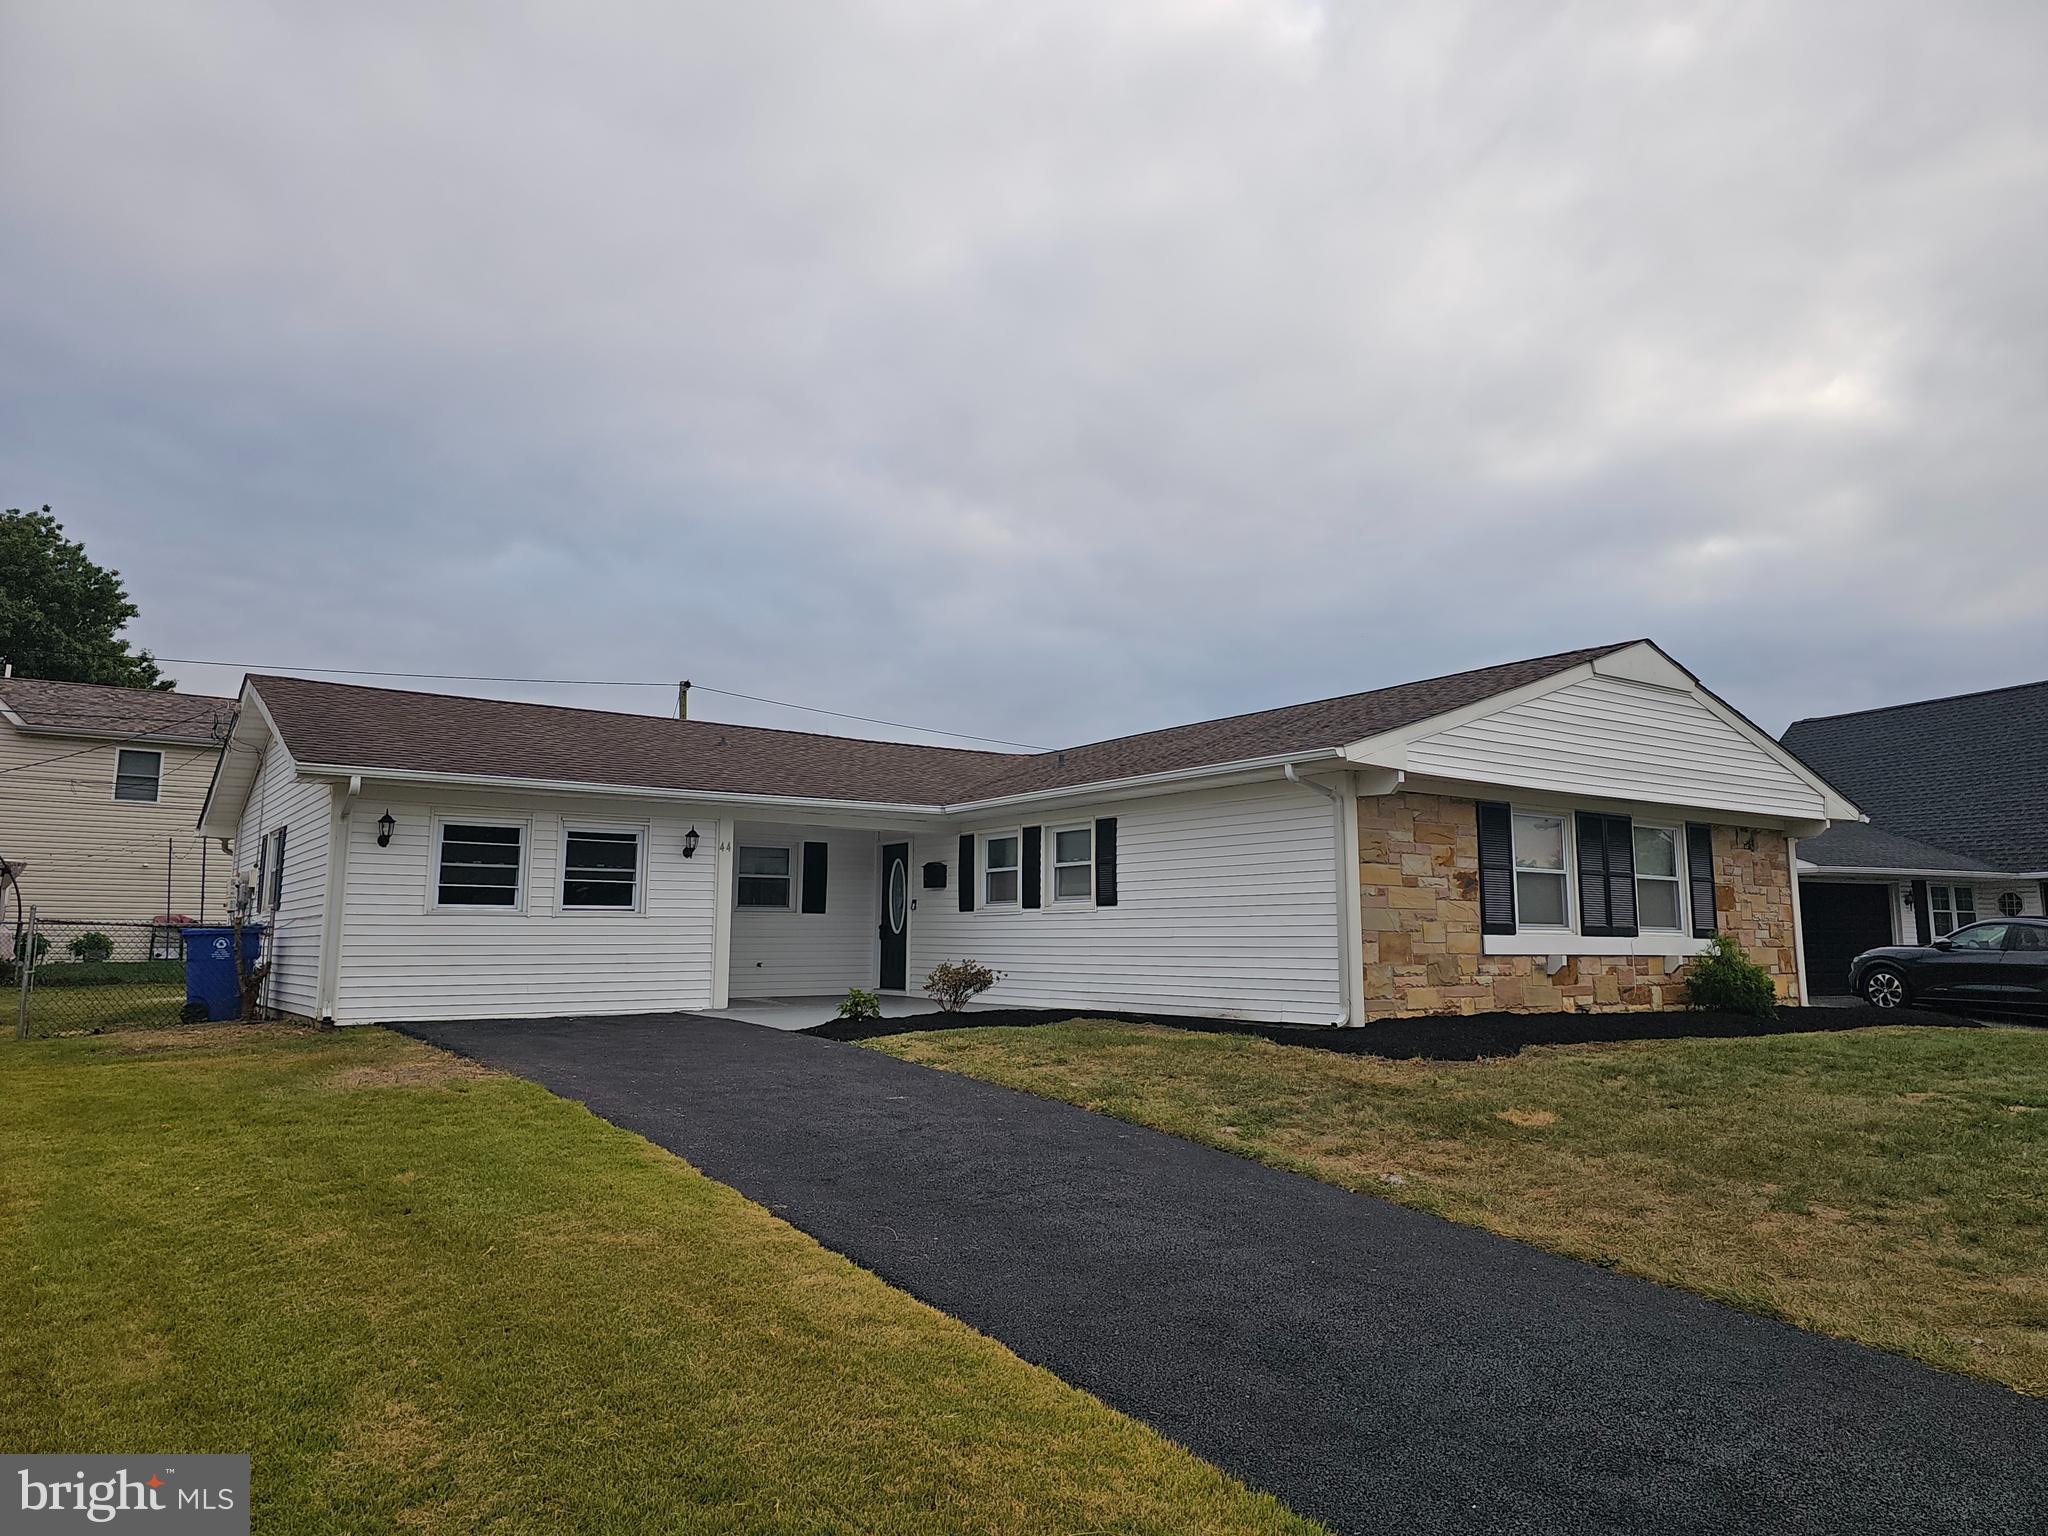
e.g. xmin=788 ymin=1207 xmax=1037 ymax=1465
xmin=3 ymin=0 xmax=2043 ymax=745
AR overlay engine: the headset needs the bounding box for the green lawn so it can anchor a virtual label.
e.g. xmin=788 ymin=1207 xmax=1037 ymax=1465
xmin=0 ymin=1024 xmax=1320 ymax=1535
xmin=871 ymin=1020 xmax=2048 ymax=1395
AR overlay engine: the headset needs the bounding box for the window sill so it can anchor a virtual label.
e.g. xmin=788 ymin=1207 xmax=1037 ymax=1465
xmin=1482 ymin=934 xmax=1713 ymax=958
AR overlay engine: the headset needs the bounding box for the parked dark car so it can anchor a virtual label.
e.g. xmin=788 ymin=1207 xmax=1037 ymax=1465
xmin=1851 ymin=917 xmax=2048 ymax=1012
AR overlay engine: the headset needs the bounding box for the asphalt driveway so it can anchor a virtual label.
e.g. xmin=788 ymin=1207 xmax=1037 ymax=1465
xmin=404 ymin=1013 xmax=2047 ymax=1536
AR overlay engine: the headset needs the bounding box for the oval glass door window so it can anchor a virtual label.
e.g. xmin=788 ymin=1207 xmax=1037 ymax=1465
xmin=888 ymin=862 xmax=909 ymax=933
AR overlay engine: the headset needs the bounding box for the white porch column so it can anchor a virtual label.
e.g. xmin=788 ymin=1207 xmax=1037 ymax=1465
xmin=709 ymin=816 xmax=735 ymax=1009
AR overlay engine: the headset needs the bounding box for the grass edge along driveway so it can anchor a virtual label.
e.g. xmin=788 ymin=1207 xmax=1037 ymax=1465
xmin=0 ymin=1024 xmax=1321 ymax=1536
xmin=870 ymin=1019 xmax=2048 ymax=1396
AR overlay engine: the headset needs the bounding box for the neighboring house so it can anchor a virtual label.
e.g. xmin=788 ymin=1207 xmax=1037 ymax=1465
xmin=0 ymin=676 xmax=237 ymax=925
xmin=196 ymin=640 xmax=1858 ymax=1027
xmin=1782 ymin=680 xmax=2048 ymax=996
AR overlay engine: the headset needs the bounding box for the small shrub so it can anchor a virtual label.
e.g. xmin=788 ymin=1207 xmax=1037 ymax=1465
xmin=925 ymin=959 xmax=1002 ymax=1013
xmin=1682 ymin=934 xmax=1779 ymax=1019
xmin=67 ymin=931 xmax=114 ymax=963
xmin=837 ymin=987 xmax=883 ymax=1021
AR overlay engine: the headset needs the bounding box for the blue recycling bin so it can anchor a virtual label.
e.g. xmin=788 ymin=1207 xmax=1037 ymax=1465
xmin=182 ymin=926 xmax=265 ymax=1022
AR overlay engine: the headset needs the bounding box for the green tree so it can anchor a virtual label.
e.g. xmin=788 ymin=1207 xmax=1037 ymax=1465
xmin=0 ymin=507 xmax=166 ymax=688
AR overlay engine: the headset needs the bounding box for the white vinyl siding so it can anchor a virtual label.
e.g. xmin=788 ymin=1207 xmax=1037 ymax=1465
xmin=729 ymin=824 xmax=882 ymax=994
xmin=1405 ymin=676 xmax=1826 ymax=819
xmin=0 ymin=724 xmax=235 ymax=923
xmin=908 ymin=779 xmax=1342 ymax=1025
xmin=1980 ymin=883 xmax=2044 ymax=920
xmin=334 ymin=790 xmax=718 ymax=1023
xmin=234 ymin=741 xmax=334 ymax=1020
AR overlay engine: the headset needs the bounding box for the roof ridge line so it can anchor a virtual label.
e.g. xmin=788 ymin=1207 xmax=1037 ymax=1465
xmin=1787 ymin=675 xmax=2048 ymax=729
xmin=1034 ymin=640 xmax=1641 ymax=759
xmin=245 ymin=673 xmax=1022 ymax=759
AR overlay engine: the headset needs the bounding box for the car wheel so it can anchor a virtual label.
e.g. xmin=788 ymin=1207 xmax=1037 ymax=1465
xmin=1863 ymin=966 xmax=1908 ymax=1009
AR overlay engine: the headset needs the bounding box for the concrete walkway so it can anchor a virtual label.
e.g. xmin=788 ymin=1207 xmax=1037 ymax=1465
xmin=404 ymin=1012 xmax=2047 ymax=1536
xmin=694 ymin=994 xmax=989 ymax=1031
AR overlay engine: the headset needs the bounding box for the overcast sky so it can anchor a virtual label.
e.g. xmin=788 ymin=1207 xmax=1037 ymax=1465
xmin=3 ymin=1 xmax=2043 ymax=750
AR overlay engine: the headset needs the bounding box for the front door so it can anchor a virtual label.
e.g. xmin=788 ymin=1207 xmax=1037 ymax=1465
xmin=879 ymin=842 xmax=910 ymax=991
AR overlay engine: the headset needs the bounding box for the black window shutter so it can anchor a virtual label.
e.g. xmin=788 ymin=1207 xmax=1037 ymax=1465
xmin=801 ymin=841 xmax=828 ymax=914
xmin=1022 ymin=826 xmax=1042 ymax=909
xmin=1575 ymin=812 xmax=1611 ymax=935
xmin=1476 ymin=802 xmax=1516 ymax=935
xmin=1686 ymin=823 xmax=1717 ymax=938
xmin=1576 ymin=812 xmax=1638 ymax=938
xmin=1094 ymin=817 xmax=1118 ymax=906
xmin=1910 ymin=879 xmax=1931 ymax=945
xmin=1604 ymin=815 xmax=1637 ymax=936
xmin=271 ymin=827 xmax=287 ymax=911
xmin=958 ymin=834 xmax=975 ymax=912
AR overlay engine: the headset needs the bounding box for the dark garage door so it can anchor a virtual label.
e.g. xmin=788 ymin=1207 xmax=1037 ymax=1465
xmin=1800 ymin=882 xmax=1896 ymax=997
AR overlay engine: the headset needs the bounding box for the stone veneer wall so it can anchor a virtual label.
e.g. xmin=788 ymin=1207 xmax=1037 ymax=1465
xmin=1357 ymin=791 xmax=1801 ymax=1019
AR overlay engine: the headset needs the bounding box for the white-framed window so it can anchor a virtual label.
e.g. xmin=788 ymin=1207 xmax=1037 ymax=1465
xmin=266 ymin=827 xmax=287 ymax=912
xmin=113 ymin=748 xmax=162 ymax=803
xmin=735 ymin=845 xmax=793 ymax=910
xmin=433 ymin=820 xmax=526 ymax=910
xmin=1996 ymin=890 xmax=2024 ymax=918
xmin=561 ymin=825 xmax=643 ymax=912
xmin=984 ymin=832 xmax=1021 ymax=906
xmin=1632 ymin=824 xmax=1684 ymax=932
xmin=1051 ymin=824 xmax=1093 ymax=903
xmin=1928 ymin=883 xmax=1976 ymax=938
xmin=1512 ymin=811 xmax=1570 ymax=929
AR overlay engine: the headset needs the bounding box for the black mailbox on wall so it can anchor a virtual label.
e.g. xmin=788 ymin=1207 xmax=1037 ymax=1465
xmin=922 ymin=861 xmax=948 ymax=890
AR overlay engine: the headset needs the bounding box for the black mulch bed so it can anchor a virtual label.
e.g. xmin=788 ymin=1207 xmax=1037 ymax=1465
xmin=803 ymin=1002 xmax=1985 ymax=1062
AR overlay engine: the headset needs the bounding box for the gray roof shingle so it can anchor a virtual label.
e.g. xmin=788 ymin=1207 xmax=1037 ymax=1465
xmin=1781 ymin=678 xmax=2048 ymax=872
xmin=246 ymin=641 xmax=1635 ymax=808
xmin=0 ymin=676 xmax=233 ymax=744
xmin=1794 ymin=821 xmax=1997 ymax=874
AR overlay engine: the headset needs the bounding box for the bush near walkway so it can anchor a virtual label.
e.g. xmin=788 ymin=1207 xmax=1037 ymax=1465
xmin=0 ymin=1025 xmax=1319 ymax=1536
xmin=872 ymin=1020 xmax=2048 ymax=1396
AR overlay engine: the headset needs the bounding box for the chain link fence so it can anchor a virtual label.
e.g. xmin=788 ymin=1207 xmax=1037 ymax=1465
xmin=8 ymin=914 xmax=192 ymax=1039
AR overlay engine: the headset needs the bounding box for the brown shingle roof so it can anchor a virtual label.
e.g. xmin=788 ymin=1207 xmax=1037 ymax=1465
xmin=0 ymin=676 xmax=233 ymax=744
xmin=247 ymin=641 xmax=1637 ymax=808
xmin=249 ymin=675 xmax=1017 ymax=804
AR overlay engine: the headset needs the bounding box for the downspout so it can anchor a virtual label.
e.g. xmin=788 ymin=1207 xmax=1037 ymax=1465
xmin=1285 ymin=763 xmax=1364 ymax=1027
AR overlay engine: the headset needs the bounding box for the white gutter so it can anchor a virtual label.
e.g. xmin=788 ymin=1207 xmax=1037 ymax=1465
xmin=290 ymin=746 xmax=1354 ymax=821
xmin=1795 ymin=864 xmax=2009 ymax=879
xmin=943 ymin=748 xmax=1350 ymax=814
xmin=1284 ymin=762 xmax=1365 ymax=1027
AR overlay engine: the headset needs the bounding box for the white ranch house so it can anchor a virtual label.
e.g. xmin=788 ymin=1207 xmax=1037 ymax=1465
xmin=197 ymin=641 xmax=1859 ymax=1027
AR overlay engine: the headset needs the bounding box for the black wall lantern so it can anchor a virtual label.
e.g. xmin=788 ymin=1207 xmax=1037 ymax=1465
xmin=683 ymin=826 xmax=700 ymax=859
xmin=376 ymin=811 xmax=395 ymax=848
